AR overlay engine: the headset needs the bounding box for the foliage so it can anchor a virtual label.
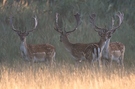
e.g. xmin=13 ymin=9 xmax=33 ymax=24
xmin=0 ymin=0 xmax=135 ymax=64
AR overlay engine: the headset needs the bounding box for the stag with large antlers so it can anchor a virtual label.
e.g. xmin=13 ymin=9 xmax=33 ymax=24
xmin=54 ymin=13 xmax=111 ymax=67
xmin=84 ymin=14 xmax=114 ymax=67
xmin=90 ymin=11 xmax=125 ymax=68
xmin=54 ymin=13 xmax=87 ymax=62
xmin=10 ymin=16 xmax=56 ymax=64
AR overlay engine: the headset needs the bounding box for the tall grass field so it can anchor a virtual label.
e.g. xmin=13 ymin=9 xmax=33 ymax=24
xmin=0 ymin=0 xmax=135 ymax=89
xmin=0 ymin=61 xmax=135 ymax=89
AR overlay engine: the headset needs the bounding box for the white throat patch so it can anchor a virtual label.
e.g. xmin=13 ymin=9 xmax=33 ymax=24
xmin=20 ymin=42 xmax=28 ymax=56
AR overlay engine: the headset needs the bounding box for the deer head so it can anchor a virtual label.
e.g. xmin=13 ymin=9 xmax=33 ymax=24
xmin=54 ymin=13 xmax=80 ymax=42
xmin=10 ymin=16 xmax=38 ymax=41
xmin=89 ymin=11 xmax=124 ymax=39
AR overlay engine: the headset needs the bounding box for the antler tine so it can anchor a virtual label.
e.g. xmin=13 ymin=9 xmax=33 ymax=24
xmin=66 ymin=13 xmax=80 ymax=34
xmin=54 ymin=13 xmax=63 ymax=33
xmin=27 ymin=15 xmax=38 ymax=33
xmin=111 ymin=17 xmax=115 ymax=28
xmin=111 ymin=11 xmax=124 ymax=31
xmin=89 ymin=14 xmax=104 ymax=32
xmin=33 ymin=15 xmax=38 ymax=29
xmin=10 ymin=16 xmax=20 ymax=33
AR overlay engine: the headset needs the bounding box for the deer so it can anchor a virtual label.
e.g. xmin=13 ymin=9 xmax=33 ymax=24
xmin=10 ymin=16 xmax=56 ymax=64
xmin=54 ymin=13 xmax=87 ymax=63
xmin=54 ymin=13 xmax=112 ymax=67
xmin=89 ymin=11 xmax=125 ymax=68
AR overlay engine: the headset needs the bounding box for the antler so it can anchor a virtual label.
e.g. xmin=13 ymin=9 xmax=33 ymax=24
xmin=111 ymin=17 xmax=115 ymax=29
xmin=110 ymin=11 xmax=124 ymax=32
xmin=10 ymin=16 xmax=38 ymax=34
xmin=10 ymin=16 xmax=20 ymax=33
xmin=89 ymin=14 xmax=106 ymax=32
xmin=54 ymin=13 xmax=62 ymax=33
xmin=27 ymin=15 xmax=38 ymax=33
xmin=66 ymin=13 xmax=80 ymax=34
xmin=54 ymin=13 xmax=80 ymax=34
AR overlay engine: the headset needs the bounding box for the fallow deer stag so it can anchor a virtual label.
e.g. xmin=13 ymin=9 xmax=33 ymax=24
xmin=54 ymin=13 xmax=111 ymax=67
xmin=10 ymin=16 xmax=56 ymax=64
xmin=84 ymin=14 xmax=113 ymax=67
xmin=54 ymin=13 xmax=87 ymax=62
xmin=90 ymin=11 xmax=125 ymax=68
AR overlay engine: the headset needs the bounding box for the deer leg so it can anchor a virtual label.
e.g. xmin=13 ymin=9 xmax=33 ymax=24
xmin=78 ymin=56 xmax=86 ymax=62
xmin=118 ymin=55 xmax=124 ymax=70
xmin=21 ymin=51 xmax=24 ymax=58
xmin=109 ymin=58 xmax=113 ymax=69
xmin=33 ymin=56 xmax=37 ymax=63
xmin=50 ymin=56 xmax=55 ymax=66
xmin=98 ymin=59 xmax=102 ymax=68
xmin=21 ymin=51 xmax=29 ymax=61
xmin=101 ymin=57 xmax=107 ymax=67
xmin=49 ymin=51 xmax=56 ymax=64
xmin=120 ymin=54 xmax=124 ymax=67
xmin=88 ymin=52 xmax=97 ymax=67
xmin=52 ymin=52 xmax=56 ymax=61
xmin=21 ymin=51 xmax=26 ymax=59
xmin=47 ymin=56 xmax=54 ymax=66
xmin=97 ymin=53 xmax=102 ymax=68
xmin=101 ymin=58 xmax=109 ymax=69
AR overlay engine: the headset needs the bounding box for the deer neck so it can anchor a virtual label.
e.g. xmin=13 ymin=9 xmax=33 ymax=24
xmin=103 ymin=38 xmax=111 ymax=52
xmin=62 ymin=36 xmax=73 ymax=52
xmin=102 ymin=38 xmax=111 ymax=59
xmin=98 ymin=39 xmax=107 ymax=52
xmin=20 ymin=38 xmax=28 ymax=56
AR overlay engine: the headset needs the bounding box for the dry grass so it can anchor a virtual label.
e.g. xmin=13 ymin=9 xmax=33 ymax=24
xmin=0 ymin=60 xmax=135 ymax=89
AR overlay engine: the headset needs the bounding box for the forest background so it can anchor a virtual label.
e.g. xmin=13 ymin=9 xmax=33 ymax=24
xmin=0 ymin=0 xmax=135 ymax=65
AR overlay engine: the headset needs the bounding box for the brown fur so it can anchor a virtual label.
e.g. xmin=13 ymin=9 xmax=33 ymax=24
xmin=102 ymin=42 xmax=125 ymax=68
xmin=71 ymin=43 xmax=90 ymax=58
xmin=27 ymin=44 xmax=55 ymax=61
xmin=109 ymin=42 xmax=125 ymax=53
